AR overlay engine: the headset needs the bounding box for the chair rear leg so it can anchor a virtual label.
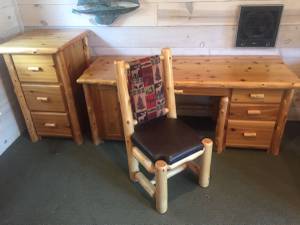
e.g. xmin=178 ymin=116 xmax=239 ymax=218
xmin=125 ymin=141 xmax=139 ymax=181
xmin=155 ymin=160 xmax=168 ymax=214
xmin=127 ymin=151 xmax=139 ymax=181
xmin=199 ymin=138 xmax=213 ymax=187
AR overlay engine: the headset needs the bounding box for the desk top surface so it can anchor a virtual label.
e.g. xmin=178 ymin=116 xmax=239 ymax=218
xmin=0 ymin=29 xmax=88 ymax=54
xmin=77 ymin=56 xmax=300 ymax=89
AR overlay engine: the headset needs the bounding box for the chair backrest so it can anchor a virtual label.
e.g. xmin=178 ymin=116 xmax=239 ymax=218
xmin=127 ymin=55 xmax=166 ymax=124
xmin=115 ymin=48 xmax=177 ymax=138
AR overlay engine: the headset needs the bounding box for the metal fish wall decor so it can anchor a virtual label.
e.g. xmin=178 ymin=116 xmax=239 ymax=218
xmin=73 ymin=0 xmax=140 ymax=25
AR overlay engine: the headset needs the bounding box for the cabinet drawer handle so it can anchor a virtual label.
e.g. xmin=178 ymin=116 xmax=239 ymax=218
xmin=243 ymin=132 xmax=257 ymax=137
xmin=27 ymin=66 xmax=41 ymax=72
xmin=249 ymin=93 xmax=265 ymax=99
xmin=44 ymin=123 xmax=56 ymax=128
xmin=36 ymin=97 xmax=48 ymax=102
xmin=174 ymin=89 xmax=184 ymax=94
xmin=247 ymin=110 xmax=261 ymax=115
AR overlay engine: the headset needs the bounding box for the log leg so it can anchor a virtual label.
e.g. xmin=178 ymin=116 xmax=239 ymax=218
xmin=199 ymin=138 xmax=213 ymax=188
xmin=155 ymin=160 xmax=168 ymax=214
xmin=3 ymin=54 xmax=40 ymax=142
xmin=215 ymin=96 xmax=229 ymax=153
xmin=128 ymin=157 xmax=139 ymax=181
xmin=127 ymin=145 xmax=139 ymax=181
xmin=56 ymin=52 xmax=84 ymax=145
xmin=115 ymin=60 xmax=139 ymax=181
xmin=83 ymin=84 xmax=102 ymax=145
xmin=271 ymin=89 xmax=294 ymax=155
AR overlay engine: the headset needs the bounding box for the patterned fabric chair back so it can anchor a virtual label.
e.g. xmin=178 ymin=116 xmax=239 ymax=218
xmin=127 ymin=55 xmax=166 ymax=124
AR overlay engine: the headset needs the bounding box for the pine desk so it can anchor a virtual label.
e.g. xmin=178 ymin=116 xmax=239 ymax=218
xmin=77 ymin=56 xmax=300 ymax=155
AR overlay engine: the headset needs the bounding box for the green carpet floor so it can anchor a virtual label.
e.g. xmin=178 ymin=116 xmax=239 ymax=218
xmin=0 ymin=119 xmax=300 ymax=225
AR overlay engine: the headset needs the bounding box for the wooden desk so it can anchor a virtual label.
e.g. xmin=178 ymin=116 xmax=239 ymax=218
xmin=77 ymin=56 xmax=300 ymax=155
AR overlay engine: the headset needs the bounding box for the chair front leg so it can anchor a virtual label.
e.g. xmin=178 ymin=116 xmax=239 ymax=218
xmin=155 ymin=160 xmax=168 ymax=214
xmin=199 ymin=138 xmax=213 ymax=187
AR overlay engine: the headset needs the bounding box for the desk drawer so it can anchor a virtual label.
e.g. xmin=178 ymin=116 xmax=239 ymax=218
xmin=12 ymin=55 xmax=59 ymax=83
xmin=226 ymin=120 xmax=275 ymax=149
xmin=31 ymin=112 xmax=72 ymax=137
xmin=229 ymin=103 xmax=279 ymax=121
xmin=22 ymin=84 xmax=66 ymax=112
xmin=231 ymin=89 xmax=283 ymax=104
xmin=174 ymin=87 xmax=230 ymax=96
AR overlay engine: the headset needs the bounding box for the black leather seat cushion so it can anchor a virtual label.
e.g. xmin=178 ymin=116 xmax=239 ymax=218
xmin=131 ymin=117 xmax=204 ymax=165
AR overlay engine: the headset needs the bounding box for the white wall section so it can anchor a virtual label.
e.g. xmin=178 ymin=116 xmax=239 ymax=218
xmin=0 ymin=0 xmax=23 ymax=155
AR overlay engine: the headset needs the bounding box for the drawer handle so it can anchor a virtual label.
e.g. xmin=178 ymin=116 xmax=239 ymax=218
xmin=174 ymin=89 xmax=184 ymax=94
xmin=36 ymin=97 xmax=48 ymax=102
xmin=243 ymin=132 xmax=257 ymax=137
xmin=247 ymin=110 xmax=261 ymax=115
xmin=27 ymin=66 xmax=41 ymax=72
xmin=44 ymin=123 xmax=56 ymax=128
xmin=249 ymin=93 xmax=265 ymax=99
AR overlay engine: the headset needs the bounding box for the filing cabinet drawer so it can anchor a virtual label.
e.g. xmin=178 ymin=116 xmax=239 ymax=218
xmin=231 ymin=89 xmax=283 ymax=104
xmin=22 ymin=84 xmax=66 ymax=112
xmin=31 ymin=112 xmax=72 ymax=137
xmin=226 ymin=120 xmax=275 ymax=149
xmin=12 ymin=55 xmax=59 ymax=83
xmin=229 ymin=103 xmax=279 ymax=121
xmin=13 ymin=55 xmax=54 ymax=64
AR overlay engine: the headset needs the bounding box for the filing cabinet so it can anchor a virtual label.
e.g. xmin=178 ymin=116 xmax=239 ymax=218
xmin=0 ymin=29 xmax=90 ymax=144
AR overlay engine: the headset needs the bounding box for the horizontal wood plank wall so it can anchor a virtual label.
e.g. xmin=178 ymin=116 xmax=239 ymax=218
xmin=0 ymin=0 xmax=23 ymax=42
xmin=0 ymin=0 xmax=23 ymax=155
xmin=16 ymin=0 xmax=300 ymax=119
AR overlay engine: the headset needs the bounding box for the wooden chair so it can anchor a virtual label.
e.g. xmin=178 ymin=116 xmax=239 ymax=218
xmin=115 ymin=48 xmax=213 ymax=214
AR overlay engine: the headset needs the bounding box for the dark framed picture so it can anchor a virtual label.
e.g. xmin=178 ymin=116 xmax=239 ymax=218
xmin=236 ymin=5 xmax=284 ymax=47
